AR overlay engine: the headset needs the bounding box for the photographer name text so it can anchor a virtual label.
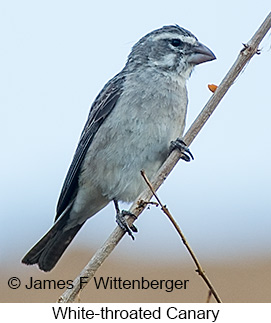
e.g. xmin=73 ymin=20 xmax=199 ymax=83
xmin=12 ymin=276 xmax=189 ymax=293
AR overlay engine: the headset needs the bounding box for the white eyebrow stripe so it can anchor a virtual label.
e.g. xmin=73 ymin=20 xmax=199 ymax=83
xmin=152 ymin=33 xmax=197 ymax=45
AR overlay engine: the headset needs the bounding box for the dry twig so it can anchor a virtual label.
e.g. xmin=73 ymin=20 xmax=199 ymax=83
xmin=140 ymin=170 xmax=222 ymax=303
xmin=206 ymin=290 xmax=212 ymax=303
xmin=58 ymin=12 xmax=271 ymax=303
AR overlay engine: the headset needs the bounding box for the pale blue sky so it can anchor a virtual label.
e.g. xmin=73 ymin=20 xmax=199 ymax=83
xmin=1 ymin=1 xmax=270 ymax=269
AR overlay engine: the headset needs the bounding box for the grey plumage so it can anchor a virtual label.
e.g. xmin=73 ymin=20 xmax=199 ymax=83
xmin=22 ymin=25 xmax=216 ymax=271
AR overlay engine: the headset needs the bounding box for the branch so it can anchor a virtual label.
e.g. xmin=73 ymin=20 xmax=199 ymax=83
xmin=140 ymin=170 xmax=222 ymax=303
xmin=57 ymin=12 xmax=271 ymax=303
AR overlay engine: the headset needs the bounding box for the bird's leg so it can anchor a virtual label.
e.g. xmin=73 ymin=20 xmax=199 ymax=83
xmin=170 ymin=138 xmax=194 ymax=162
xmin=113 ymin=199 xmax=138 ymax=240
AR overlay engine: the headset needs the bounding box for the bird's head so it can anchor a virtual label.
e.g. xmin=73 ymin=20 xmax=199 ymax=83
xmin=126 ymin=25 xmax=216 ymax=79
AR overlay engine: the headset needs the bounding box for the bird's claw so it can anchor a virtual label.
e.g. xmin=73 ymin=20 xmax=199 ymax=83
xmin=170 ymin=138 xmax=194 ymax=162
xmin=116 ymin=210 xmax=138 ymax=240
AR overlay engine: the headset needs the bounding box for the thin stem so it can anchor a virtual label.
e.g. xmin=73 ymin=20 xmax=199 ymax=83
xmin=140 ymin=170 xmax=222 ymax=303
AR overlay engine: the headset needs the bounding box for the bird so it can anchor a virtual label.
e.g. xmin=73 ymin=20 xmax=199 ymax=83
xmin=22 ymin=25 xmax=216 ymax=272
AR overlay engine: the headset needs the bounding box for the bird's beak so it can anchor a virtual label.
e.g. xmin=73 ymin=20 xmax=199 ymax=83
xmin=188 ymin=42 xmax=216 ymax=65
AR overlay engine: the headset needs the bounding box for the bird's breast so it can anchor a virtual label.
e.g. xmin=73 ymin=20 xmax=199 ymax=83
xmin=80 ymin=71 xmax=188 ymax=202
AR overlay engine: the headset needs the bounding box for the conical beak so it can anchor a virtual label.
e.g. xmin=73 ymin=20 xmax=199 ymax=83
xmin=188 ymin=42 xmax=216 ymax=65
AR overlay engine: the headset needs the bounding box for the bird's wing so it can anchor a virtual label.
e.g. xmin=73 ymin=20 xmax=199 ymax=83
xmin=55 ymin=72 xmax=126 ymax=220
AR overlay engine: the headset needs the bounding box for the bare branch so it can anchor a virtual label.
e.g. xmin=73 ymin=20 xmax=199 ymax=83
xmin=140 ymin=170 xmax=222 ymax=303
xmin=206 ymin=290 xmax=212 ymax=303
xmin=58 ymin=12 xmax=271 ymax=303
xmin=184 ymin=11 xmax=271 ymax=148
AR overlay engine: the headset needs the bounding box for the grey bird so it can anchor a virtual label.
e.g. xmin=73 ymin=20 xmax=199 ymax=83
xmin=22 ymin=25 xmax=216 ymax=271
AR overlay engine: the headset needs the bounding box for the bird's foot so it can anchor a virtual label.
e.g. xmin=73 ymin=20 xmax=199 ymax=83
xmin=114 ymin=199 xmax=137 ymax=240
xmin=170 ymin=138 xmax=194 ymax=162
xmin=116 ymin=210 xmax=138 ymax=240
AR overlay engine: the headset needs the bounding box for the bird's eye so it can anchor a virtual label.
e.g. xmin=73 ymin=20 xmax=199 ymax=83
xmin=171 ymin=39 xmax=182 ymax=47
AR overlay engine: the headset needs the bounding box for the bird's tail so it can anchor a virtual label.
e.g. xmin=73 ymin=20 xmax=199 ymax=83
xmin=21 ymin=214 xmax=84 ymax=272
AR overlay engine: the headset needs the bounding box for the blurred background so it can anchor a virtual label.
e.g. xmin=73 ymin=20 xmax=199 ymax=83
xmin=1 ymin=1 xmax=270 ymax=302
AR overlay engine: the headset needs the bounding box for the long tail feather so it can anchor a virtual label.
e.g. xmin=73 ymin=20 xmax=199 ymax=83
xmin=22 ymin=216 xmax=84 ymax=272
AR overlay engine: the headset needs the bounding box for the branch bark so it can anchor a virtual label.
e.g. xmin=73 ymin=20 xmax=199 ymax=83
xmin=58 ymin=11 xmax=271 ymax=303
